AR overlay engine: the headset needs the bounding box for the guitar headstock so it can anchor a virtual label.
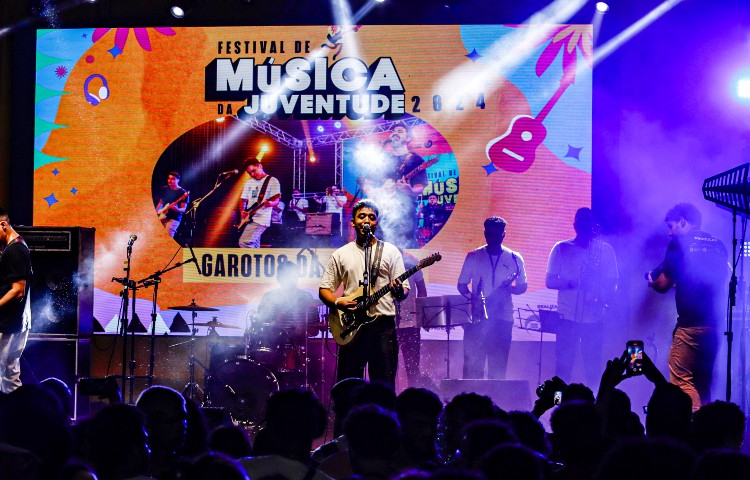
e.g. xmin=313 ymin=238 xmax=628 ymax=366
xmin=418 ymin=252 xmax=442 ymax=269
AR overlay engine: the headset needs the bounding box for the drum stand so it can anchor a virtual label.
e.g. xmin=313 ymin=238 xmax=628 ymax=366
xmin=183 ymin=310 xmax=206 ymax=402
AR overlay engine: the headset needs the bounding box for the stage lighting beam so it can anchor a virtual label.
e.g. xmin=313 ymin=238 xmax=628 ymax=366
xmin=596 ymin=2 xmax=609 ymax=13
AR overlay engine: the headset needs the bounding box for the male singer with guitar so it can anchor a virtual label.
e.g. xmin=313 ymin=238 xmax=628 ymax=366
xmin=319 ymin=199 xmax=408 ymax=387
xmin=238 ymin=157 xmax=280 ymax=248
xmin=365 ymin=123 xmax=427 ymax=248
xmin=155 ymin=171 xmax=189 ymax=238
xmin=546 ymin=208 xmax=618 ymax=387
xmin=457 ymin=217 xmax=527 ymax=380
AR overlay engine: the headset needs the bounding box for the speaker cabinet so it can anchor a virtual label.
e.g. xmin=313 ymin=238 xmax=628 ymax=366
xmin=15 ymin=227 xmax=95 ymax=335
xmin=20 ymin=335 xmax=91 ymax=419
xmin=439 ymin=379 xmax=532 ymax=412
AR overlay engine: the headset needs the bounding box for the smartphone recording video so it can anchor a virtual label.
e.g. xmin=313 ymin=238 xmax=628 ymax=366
xmin=627 ymin=340 xmax=644 ymax=374
xmin=553 ymin=391 xmax=563 ymax=406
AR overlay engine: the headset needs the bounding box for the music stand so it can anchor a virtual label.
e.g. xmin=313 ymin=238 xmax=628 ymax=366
xmin=417 ymin=295 xmax=472 ymax=379
xmin=702 ymin=163 xmax=750 ymax=403
xmin=517 ymin=306 xmax=562 ymax=385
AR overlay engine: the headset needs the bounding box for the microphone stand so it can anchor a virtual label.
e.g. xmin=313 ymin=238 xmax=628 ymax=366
xmin=136 ymin=249 xmax=202 ymax=392
xmin=360 ymin=229 xmax=373 ymax=308
xmin=184 ymin=171 xmax=235 ymax=246
xmin=111 ymin=239 xmax=136 ymax=403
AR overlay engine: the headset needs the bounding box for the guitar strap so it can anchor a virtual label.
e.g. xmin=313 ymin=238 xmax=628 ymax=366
xmin=368 ymin=240 xmax=385 ymax=289
xmin=256 ymin=175 xmax=272 ymax=203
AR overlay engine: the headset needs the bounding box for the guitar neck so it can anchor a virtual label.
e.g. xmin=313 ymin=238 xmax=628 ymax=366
xmin=536 ymin=80 xmax=572 ymax=123
xmin=360 ymin=263 xmax=421 ymax=310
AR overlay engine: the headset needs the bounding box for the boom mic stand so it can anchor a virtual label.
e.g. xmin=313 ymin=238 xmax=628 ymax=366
xmin=136 ymin=250 xmax=200 ymax=393
xmin=185 ymin=171 xmax=235 ymax=245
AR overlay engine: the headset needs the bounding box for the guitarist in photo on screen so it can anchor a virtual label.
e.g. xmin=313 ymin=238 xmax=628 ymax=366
xmin=319 ymin=199 xmax=410 ymax=387
xmin=237 ymin=157 xmax=281 ymax=248
xmin=364 ymin=123 xmax=430 ymax=249
xmin=155 ymin=171 xmax=189 ymax=238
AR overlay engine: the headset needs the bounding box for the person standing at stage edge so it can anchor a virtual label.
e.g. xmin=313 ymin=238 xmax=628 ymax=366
xmin=319 ymin=199 xmax=409 ymax=387
xmin=238 ymin=157 xmax=281 ymax=248
xmin=457 ymin=216 xmax=527 ymax=380
xmin=648 ymin=203 xmax=728 ymax=410
xmin=0 ymin=206 xmax=33 ymax=393
xmin=546 ymin=207 xmax=618 ymax=387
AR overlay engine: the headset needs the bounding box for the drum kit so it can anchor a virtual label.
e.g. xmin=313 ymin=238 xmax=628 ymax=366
xmin=167 ymin=299 xmax=329 ymax=425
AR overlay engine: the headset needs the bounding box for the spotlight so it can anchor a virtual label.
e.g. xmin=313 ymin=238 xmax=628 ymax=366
xmin=334 ymin=121 xmax=342 ymax=129
xmin=595 ymin=2 xmax=609 ymax=13
xmin=170 ymin=1 xmax=192 ymax=18
xmin=261 ymin=144 xmax=269 ymax=152
xmin=375 ymin=0 xmax=385 ymax=3
xmin=317 ymin=125 xmax=325 ymax=133
xmin=170 ymin=6 xmax=185 ymax=18
xmin=215 ymin=117 xmax=226 ymax=123
xmin=310 ymin=155 xmax=317 ymax=163
xmin=739 ymin=79 xmax=750 ymax=100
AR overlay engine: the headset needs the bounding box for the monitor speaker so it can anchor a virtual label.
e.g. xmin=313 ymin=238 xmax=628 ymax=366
xmin=15 ymin=227 xmax=95 ymax=335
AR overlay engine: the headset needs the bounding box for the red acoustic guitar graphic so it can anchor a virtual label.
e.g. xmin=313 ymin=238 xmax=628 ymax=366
xmin=485 ymin=80 xmax=572 ymax=173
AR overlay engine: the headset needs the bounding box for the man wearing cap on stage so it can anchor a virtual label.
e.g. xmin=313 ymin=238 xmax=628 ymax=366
xmin=457 ymin=216 xmax=527 ymax=380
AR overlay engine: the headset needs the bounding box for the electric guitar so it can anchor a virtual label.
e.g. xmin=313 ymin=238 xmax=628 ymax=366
xmin=156 ymin=190 xmax=190 ymax=223
xmin=377 ymin=157 xmax=438 ymax=192
xmin=329 ymin=252 xmax=442 ymax=345
xmin=236 ymin=193 xmax=281 ymax=234
xmin=485 ymin=79 xmax=572 ymax=173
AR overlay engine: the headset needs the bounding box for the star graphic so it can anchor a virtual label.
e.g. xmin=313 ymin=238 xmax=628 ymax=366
xmin=108 ymin=45 xmax=122 ymax=58
xmin=82 ymin=33 xmax=88 ymax=38
xmin=565 ymin=145 xmax=584 ymax=161
xmin=466 ymin=48 xmax=482 ymax=63
xmin=52 ymin=168 xmax=60 ymax=176
xmin=482 ymin=163 xmax=498 ymax=175
xmin=43 ymin=193 xmax=60 ymax=207
xmin=70 ymin=187 xmax=78 ymax=195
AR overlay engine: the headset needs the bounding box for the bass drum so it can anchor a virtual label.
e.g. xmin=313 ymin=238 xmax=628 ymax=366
xmin=204 ymin=358 xmax=279 ymax=424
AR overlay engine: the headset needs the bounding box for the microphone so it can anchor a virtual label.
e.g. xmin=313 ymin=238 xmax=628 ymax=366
xmin=127 ymin=234 xmax=137 ymax=247
xmin=362 ymin=224 xmax=371 ymax=234
xmin=220 ymin=169 xmax=239 ymax=176
xmin=187 ymin=244 xmax=202 ymax=276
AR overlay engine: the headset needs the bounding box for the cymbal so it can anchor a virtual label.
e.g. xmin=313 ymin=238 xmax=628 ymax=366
xmin=193 ymin=320 xmax=239 ymax=329
xmin=168 ymin=304 xmax=219 ymax=312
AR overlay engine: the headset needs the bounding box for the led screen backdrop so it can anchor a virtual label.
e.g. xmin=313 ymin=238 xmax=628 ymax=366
xmin=33 ymin=25 xmax=592 ymax=335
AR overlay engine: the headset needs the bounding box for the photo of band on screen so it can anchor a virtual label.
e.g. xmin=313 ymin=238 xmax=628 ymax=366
xmin=151 ymin=114 xmax=459 ymax=249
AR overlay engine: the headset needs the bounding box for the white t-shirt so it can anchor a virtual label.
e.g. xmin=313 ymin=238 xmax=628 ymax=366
xmin=323 ymin=195 xmax=347 ymax=216
xmin=320 ymin=239 xmax=409 ymax=317
xmin=547 ymin=237 xmax=618 ymax=323
xmin=457 ymin=244 xmax=527 ymax=320
xmin=290 ymin=197 xmax=309 ymax=221
xmin=240 ymin=175 xmax=281 ymax=227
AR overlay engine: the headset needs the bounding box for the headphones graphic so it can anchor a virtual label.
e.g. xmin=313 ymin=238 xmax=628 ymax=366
xmin=83 ymin=73 xmax=110 ymax=106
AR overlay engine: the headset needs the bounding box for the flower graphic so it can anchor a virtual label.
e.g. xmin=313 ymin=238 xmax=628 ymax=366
xmin=534 ymin=25 xmax=593 ymax=85
xmin=92 ymin=27 xmax=176 ymax=53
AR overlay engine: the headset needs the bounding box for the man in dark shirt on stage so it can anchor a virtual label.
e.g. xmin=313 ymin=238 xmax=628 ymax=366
xmin=0 ymin=206 xmax=33 ymax=393
xmin=155 ymin=171 xmax=189 ymax=238
xmin=648 ymin=203 xmax=728 ymax=410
